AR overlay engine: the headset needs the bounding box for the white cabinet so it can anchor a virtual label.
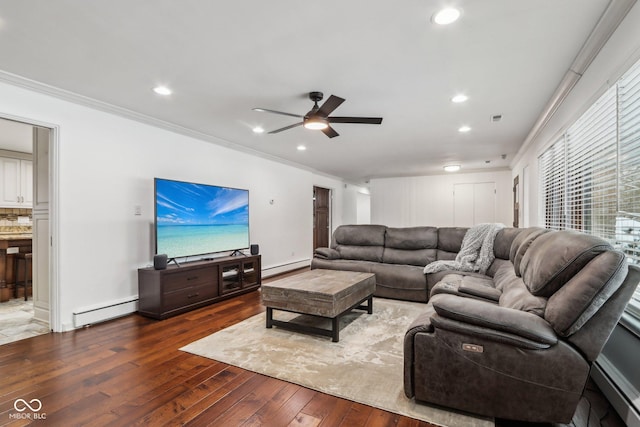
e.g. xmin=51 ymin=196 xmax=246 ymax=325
xmin=0 ymin=157 xmax=33 ymax=207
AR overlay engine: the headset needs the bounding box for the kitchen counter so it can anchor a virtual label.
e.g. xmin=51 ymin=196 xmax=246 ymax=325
xmin=0 ymin=234 xmax=32 ymax=241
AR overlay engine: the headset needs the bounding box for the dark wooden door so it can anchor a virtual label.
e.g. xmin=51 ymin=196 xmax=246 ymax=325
xmin=313 ymin=186 xmax=330 ymax=250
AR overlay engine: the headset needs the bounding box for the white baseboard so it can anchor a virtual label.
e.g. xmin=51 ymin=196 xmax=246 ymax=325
xmin=73 ymin=296 xmax=138 ymax=328
xmin=592 ymin=356 xmax=640 ymax=427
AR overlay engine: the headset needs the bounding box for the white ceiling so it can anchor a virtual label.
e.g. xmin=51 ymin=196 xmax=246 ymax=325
xmin=0 ymin=1 xmax=614 ymax=182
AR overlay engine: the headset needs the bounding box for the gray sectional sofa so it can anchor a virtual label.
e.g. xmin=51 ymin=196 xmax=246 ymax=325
xmin=311 ymin=224 xmax=639 ymax=423
xmin=311 ymin=224 xmax=521 ymax=301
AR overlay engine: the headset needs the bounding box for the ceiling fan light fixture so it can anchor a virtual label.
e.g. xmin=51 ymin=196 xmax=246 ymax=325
xmin=304 ymin=117 xmax=328 ymax=130
xmin=444 ymin=164 xmax=461 ymax=172
xmin=252 ymin=126 xmax=264 ymax=134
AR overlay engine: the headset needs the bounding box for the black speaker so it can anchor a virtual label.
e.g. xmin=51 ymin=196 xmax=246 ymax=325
xmin=250 ymin=244 xmax=259 ymax=255
xmin=153 ymin=254 xmax=168 ymax=270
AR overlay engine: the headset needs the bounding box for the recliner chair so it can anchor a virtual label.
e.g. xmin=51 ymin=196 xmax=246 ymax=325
xmin=404 ymin=229 xmax=640 ymax=423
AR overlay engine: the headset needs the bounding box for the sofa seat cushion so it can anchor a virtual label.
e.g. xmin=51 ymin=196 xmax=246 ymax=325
xmin=369 ymin=263 xmax=428 ymax=302
xmin=521 ymin=230 xmax=613 ymax=297
xmin=310 ymin=258 xmax=376 ymax=274
xmin=493 ymin=261 xmax=547 ymax=317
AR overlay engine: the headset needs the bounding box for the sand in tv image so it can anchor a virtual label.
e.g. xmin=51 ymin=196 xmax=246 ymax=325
xmin=155 ymin=179 xmax=249 ymax=259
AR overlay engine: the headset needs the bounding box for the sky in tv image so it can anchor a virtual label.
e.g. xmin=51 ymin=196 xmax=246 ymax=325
xmin=155 ymin=179 xmax=249 ymax=257
xmin=156 ymin=179 xmax=248 ymax=226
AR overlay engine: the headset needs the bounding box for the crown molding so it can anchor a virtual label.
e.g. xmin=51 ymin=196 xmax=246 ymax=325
xmin=0 ymin=69 xmax=345 ymax=183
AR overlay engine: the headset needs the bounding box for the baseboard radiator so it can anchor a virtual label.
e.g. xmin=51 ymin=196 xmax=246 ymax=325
xmin=592 ymin=357 xmax=640 ymax=427
xmin=262 ymin=258 xmax=310 ymax=278
xmin=73 ymin=297 xmax=138 ymax=328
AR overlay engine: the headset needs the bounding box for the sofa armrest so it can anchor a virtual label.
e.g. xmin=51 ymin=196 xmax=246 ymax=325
xmin=459 ymin=281 xmax=501 ymax=302
xmin=431 ymin=294 xmax=557 ymax=346
xmin=313 ymin=247 xmax=340 ymax=260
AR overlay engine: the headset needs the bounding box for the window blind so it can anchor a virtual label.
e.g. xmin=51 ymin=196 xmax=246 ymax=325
xmin=618 ymin=59 xmax=640 ymax=313
xmin=565 ymin=87 xmax=617 ymax=240
xmin=539 ymin=137 xmax=566 ymax=230
xmin=538 ymin=57 xmax=640 ymax=319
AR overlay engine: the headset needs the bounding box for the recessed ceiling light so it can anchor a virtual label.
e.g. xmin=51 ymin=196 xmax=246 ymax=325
xmin=432 ymin=7 xmax=461 ymax=25
xmin=451 ymin=94 xmax=468 ymax=103
xmin=252 ymin=126 xmax=264 ymax=134
xmin=153 ymin=86 xmax=172 ymax=96
xmin=297 ymin=145 xmax=307 ymax=151
xmin=458 ymin=125 xmax=471 ymax=133
xmin=444 ymin=164 xmax=461 ymax=172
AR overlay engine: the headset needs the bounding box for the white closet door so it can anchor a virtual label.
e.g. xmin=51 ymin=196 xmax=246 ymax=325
xmin=474 ymin=182 xmax=496 ymax=224
xmin=454 ymin=183 xmax=474 ymax=226
xmin=454 ymin=182 xmax=496 ymax=226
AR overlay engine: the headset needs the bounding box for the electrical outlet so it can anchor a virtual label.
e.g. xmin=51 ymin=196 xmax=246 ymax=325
xmin=134 ymin=205 xmax=142 ymax=216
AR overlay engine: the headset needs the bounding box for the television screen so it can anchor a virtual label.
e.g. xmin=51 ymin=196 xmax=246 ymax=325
xmin=154 ymin=178 xmax=249 ymax=259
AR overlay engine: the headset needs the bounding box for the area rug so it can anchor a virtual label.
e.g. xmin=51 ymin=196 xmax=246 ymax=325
xmin=181 ymin=298 xmax=493 ymax=427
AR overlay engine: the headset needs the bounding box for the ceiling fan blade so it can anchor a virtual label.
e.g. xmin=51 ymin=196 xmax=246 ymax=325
xmin=322 ymin=125 xmax=339 ymax=138
xmin=328 ymin=116 xmax=383 ymax=124
xmin=268 ymin=122 xmax=303 ymax=134
xmin=316 ymin=95 xmax=345 ymax=117
xmin=253 ymin=108 xmax=304 ymax=118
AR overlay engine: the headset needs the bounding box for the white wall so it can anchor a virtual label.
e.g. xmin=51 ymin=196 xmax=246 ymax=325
xmin=0 ymin=80 xmax=345 ymax=331
xmin=342 ymin=184 xmax=370 ymax=225
xmin=370 ymin=170 xmax=512 ymax=227
xmin=511 ymin=3 xmax=640 ymax=227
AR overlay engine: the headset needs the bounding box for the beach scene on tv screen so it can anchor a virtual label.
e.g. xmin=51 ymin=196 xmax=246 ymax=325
xmin=156 ymin=179 xmax=249 ymax=258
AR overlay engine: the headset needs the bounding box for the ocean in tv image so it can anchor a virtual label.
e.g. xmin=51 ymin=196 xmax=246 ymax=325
xmin=155 ymin=179 xmax=249 ymax=258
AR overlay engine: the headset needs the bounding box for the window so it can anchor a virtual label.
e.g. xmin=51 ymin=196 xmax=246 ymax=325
xmin=539 ymin=59 xmax=640 ymax=318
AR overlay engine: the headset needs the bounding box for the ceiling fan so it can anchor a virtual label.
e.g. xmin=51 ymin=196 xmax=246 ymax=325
xmin=252 ymin=91 xmax=383 ymax=138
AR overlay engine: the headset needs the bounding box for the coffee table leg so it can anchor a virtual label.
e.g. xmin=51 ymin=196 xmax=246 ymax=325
xmin=332 ymin=317 xmax=339 ymax=342
xmin=367 ymin=295 xmax=373 ymax=314
xmin=266 ymin=307 xmax=273 ymax=328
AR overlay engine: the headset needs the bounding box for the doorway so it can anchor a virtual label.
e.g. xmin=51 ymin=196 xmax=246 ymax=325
xmin=0 ymin=116 xmax=55 ymax=341
xmin=313 ymin=186 xmax=331 ymax=250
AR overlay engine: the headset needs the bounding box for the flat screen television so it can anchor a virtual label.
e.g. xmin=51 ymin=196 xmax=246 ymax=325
xmin=154 ymin=178 xmax=249 ymax=259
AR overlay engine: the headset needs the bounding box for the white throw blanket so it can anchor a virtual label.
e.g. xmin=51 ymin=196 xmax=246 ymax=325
xmin=424 ymin=223 xmax=505 ymax=275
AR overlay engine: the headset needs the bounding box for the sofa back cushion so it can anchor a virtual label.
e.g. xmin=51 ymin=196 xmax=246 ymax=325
xmin=382 ymin=227 xmax=438 ymax=266
xmin=436 ymin=227 xmax=467 ymax=259
xmin=332 ymin=224 xmax=386 ymax=262
xmin=509 ymin=227 xmax=550 ymax=277
xmin=520 ymin=230 xmax=613 ymax=297
xmin=493 ymin=228 xmax=523 ymax=260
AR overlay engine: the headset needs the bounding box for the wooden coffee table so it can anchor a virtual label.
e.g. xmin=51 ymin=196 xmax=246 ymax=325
xmin=260 ymin=269 xmax=376 ymax=342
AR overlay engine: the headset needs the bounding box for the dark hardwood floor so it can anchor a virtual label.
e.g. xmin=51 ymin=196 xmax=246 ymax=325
xmin=0 ymin=268 xmax=626 ymax=427
xmin=0 ymin=273 xmax=436 ymax=427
